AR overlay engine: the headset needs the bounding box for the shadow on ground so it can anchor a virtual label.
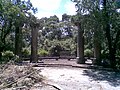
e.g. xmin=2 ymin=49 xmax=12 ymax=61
xmin=83 ymin=69 xmax=120 ymax=87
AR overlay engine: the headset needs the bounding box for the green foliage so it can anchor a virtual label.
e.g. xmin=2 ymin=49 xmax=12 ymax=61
xmin=115 ymin=50 xmax=120 ymax=69
xmin=0 ymin=0 xmax=37 ymax=61
xmin=70 ymin=44 xmax=76 ymax=55
xmin=116 ymin=50 xmax=120 ymax=58
xmin=13 ymin=55 xmax=20 ymax=62
xmin=2 ymin=51 xmax=15 ymax=62
xmin=115 ymin=0 xmax=120 ymax=8
xmin=72 ymin=0 xmax=120 ymax=68
xmin=22 ymin=48 xmax=31 ymax=56
xmin=38 ymin=36 xmax=77 ymax=56
xmin=38 ymin=49 xmax=49 ymax=56
xmin=101 ymin=50 xmax=109 ymax=60
xmin=2 ymin=51 xmax=14 ymax=58
xmin=84 ymin=49 xmax=93 ymax=57
xmin=1 ymin=51 xmax=19 ymax=62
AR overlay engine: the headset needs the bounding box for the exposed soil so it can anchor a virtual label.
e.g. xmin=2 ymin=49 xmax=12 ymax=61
xmin=39 ymin=67 xmax=120 ymax=90
xmin=1 ymin=60 xmax=120 ymax=90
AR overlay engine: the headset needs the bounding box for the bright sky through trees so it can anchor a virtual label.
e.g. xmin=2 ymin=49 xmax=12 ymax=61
xmin=30 ymin=0 xmax=76 ymax=20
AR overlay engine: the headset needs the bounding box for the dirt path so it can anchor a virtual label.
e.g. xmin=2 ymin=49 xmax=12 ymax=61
xmin=38 ymin=67 xmax=120 ymax=90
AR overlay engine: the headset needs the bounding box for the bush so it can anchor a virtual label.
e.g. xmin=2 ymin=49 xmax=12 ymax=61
xmin=22 ymin=48 xmax=31 ymax=57
xmin=2 ymin=51 xmax=14 ymax=59
xmin=116 ymin=50 xmax=120 ymax=58
xmin=116 ymin=59 xmax=120 ymax=70
xmin=84 ymin=49 xmax=93 ymax=58
xmin=38 ymin=49 xmax=49 ymax=56
xmin=2 ymin=51 xmax=19 ymax=62
xmin=114 ymin=50 xmax=120 ymax=69
xmin=101 ymin=50 xmax=109 ymax=59
xmin=13 ymin=55 xmax=20 ymax=62
xmin=2 ymin=51 xmax=15 ymax=62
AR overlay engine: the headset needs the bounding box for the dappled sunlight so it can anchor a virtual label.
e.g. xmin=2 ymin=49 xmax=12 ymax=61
xmin=40 ymin=67 xmax=120 ymax=90
xmin=83 ymin=69 xmax=120 ymax=87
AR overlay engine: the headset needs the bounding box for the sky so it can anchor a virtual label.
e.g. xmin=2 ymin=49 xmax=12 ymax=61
xmin=30 ymin=0 xmax=76 ymax=20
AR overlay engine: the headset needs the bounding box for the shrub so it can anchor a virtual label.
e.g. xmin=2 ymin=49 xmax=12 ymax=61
xmin=101 ymin=50 xmax=109 ymax=59
xmin=116 ymin=50 xmax=120 ymax=58
xmin=84 ymin=49 xmax=93 ymax=58
xmin=13 ymin=55 xmax=20 ymax=62
xmin=114 ymin=50 xmax=120 ymax=69
xmin=2 ymin=51 xmax=15 ymax=62
xmin=38 ymin=49 xmax=49 ymax=56
xmin=2 ymin=51 xmax=14 ymax=59
xmin=1 ymin=51 xmax=20 ymax=63
xmin=22 ymin=48 xmax=31 ymax=57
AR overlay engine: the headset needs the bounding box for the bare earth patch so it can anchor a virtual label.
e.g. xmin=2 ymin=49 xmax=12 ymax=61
xmin=1 ymin=61 xmax=120 ymax=90
xmin=39 ymin=67 xmax=120 ymax=90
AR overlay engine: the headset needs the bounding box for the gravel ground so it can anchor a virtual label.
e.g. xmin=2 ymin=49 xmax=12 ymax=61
xmin=38 ymin=67 xmax=120 ymax=90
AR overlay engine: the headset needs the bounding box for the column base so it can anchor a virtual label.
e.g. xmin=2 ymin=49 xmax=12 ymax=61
xmin=76 ymin=57 xmax=85 ymax=64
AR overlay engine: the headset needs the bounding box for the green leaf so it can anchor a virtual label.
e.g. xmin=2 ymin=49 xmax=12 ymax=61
xmin=116 ymin=0 xmax=120 ymax=8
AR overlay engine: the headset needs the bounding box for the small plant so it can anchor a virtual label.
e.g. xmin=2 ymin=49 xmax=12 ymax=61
xmin=22 ymin=48 xmax=31 ymax=57
xmin=1 ymin=51 xmax=20 ymax=63
xmin=38 ymin=49 xmax=49 ymax=56
xmin=13 ymin=55 xmax=20 ymax=62
xmin=84 ymin=49 xmax=93 ymax=58
xmin=2 ymin=51 xmax=14 ymax=58
xmin=115 ymin=50 xmax=120 ymax=70
xmin=2 ymin=51 xmax=15 ymax=62
xmin=101 ymin=50 xmax=109 ymax=60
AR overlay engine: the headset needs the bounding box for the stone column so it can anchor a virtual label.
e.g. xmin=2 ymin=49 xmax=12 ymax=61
xmin=30 ymin=22 xmax=39 ymax=63
xmin=76 ymin=22 xmax=85 ymax=64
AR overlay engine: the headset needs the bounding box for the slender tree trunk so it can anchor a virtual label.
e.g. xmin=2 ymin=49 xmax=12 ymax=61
xmin=103 ymin=0 xmax=116 ymax=69
xmin=76 ymin=23 xmax=85 ymax=64
xmin=106 ymin=16 xmax=116 ymax=69
xmin=30 ymin=25 xmax=38 ymax=63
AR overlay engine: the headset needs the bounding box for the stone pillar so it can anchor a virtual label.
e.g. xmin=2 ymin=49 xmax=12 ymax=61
xmin=15 ymin=26 xmax=23 ymax=61
xmin=30 ymin=22 xmax=39 ymax=63
xmin=93 ymin=34 xmax=101 ymax=65
xmin=76 ymin=22 xmax=85 ymax=64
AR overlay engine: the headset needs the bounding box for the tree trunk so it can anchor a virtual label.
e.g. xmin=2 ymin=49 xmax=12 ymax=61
xmin=103 ymin=0 xmax=116 ymax=69
xmin=76 ymin=23 xmax=85 ymax=64
xmin=30 ymin=25 xmax=38 ymax=63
